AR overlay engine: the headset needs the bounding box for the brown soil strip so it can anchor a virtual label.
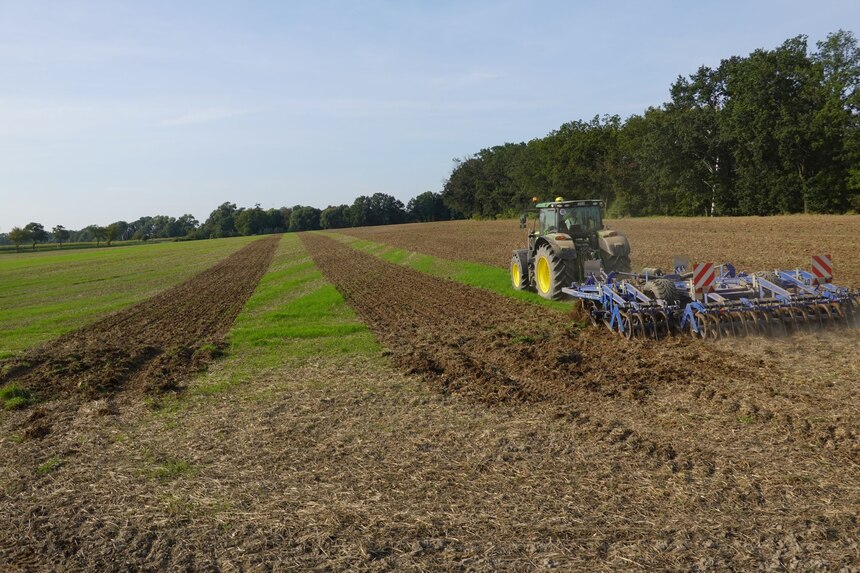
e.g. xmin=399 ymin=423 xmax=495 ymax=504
xmin=302 ymin=233 xmax=860 ymax=535
xmin=0 ymin=235 xmax=280 ymax=408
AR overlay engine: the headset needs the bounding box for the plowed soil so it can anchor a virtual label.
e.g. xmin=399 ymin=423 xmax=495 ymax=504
xmin=0 ymin=235 xmax=279 ymax=437
xmin=337 ymin=215 xmax=860 ymax=286
xmin=303 ymin=232 xmax=860 ymax=568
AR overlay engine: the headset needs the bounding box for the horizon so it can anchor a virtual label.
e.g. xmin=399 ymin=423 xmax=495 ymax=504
xmin=2 ymin=0 xmax=858 ymax=232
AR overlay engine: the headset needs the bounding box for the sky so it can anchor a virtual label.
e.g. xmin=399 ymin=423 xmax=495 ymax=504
xmin=1 ymin=0 xmax=858 ymax=231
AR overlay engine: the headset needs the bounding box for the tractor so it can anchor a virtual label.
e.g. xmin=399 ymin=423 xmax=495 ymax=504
xmin=511 ymin=199 xmax=858 ymax=339
xmin=510 ymin=198 xmax=631 ymax=300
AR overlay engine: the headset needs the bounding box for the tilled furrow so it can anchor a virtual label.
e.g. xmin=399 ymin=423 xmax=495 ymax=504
xmin=302 ymin=232 xmax=860 ymax=508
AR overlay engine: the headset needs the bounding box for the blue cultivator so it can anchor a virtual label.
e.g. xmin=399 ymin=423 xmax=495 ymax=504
xmin=562 ymin=257 xmax=859 ymax=339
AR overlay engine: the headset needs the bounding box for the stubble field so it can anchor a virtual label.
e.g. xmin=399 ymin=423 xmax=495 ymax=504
xmin=1 ymin=215 xmax=859 ymax=571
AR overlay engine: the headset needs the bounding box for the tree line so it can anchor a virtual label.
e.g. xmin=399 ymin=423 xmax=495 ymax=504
xmin=0 ymin=191 xmax=452 ymax=251
xmin=441 ymin=30 xmax=860 ymax=217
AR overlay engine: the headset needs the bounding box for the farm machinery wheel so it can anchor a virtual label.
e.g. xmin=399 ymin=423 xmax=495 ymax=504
xmin=618 ymin=311 xmax=635 ymax=339
xmin=653 ymin=310 xmax=673 ymax=338
xmin=643 ymin=278 xmax=682 ymax=304
xmin=690 ymin=312 xmax=709 ymax=338
xmin=510 ymin=253 xmax=530 ymax=291
xmin=534 ymin=244 xmax=575 ymax=301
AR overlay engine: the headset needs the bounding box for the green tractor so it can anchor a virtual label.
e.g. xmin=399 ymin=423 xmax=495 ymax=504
xmin=511 ymin=198 xmax=631 ymax=300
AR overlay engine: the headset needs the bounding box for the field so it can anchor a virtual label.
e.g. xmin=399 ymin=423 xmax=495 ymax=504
xmin=1 ymin=216 xmax=860 ymax=571
xmin=335 ymin=214 xmax=860 ymax=287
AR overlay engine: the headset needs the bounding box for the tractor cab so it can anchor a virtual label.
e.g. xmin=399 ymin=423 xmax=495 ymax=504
xmin=535 ymin=199 xmax=604 ymax=238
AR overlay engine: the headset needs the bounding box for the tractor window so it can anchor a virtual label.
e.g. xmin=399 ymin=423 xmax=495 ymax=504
xmin=539 ymin=209 xmax=559 ymax=234
xmin=579 ymin=206 xmax=603 ymax=231
xmin=559 ymin=206 xmax=603 ymax=234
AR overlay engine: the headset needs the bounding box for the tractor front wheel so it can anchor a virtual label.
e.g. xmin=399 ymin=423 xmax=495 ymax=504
xmin=510 ymin=254 xmax=529 ymax=291
xmin=534 ymin=244 xmax=575 ymax=300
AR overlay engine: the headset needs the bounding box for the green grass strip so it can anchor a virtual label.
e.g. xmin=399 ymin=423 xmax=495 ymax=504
xmin=192 ymin=234 xmax=379 ymax=396
xmin=321 ymin=232 xmax=569 ymax=311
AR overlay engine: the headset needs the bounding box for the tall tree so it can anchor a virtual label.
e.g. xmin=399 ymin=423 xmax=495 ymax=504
xmin=8 ymin=227 xmax=29 ymax=252
xmin=813 ymin=30 xmax=860 ymax=211
xmin=23 ymin=222 xmax=48 ymax=251
xmin=92 ymin=226 xmax=107 ymax=247
xmin=105 ymin=224 xmax=119 ymax=246
xmin=52 ymin=225 xmax=70 ymax=247
xmin=407 ymin=191 xmax=450 ymax=222
xmin=667 ymin=65 xmax=733 ymax=215
xmin=204 ymin=202 xmax=240 ymax=238
xmin=236 ymin=204 xmax=268 ymax=235
xmin=320 ymin=205 xmax=351 ymax=229
xmin=289 ymin=206 xmax=322 ymax=232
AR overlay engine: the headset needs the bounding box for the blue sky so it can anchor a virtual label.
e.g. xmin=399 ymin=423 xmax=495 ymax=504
xmin=1 ymin=0 xmax=857 ymax=231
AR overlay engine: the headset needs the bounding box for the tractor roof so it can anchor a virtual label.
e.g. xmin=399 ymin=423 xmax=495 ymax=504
xmin=534 ymin=199 xmax=604 ymax=209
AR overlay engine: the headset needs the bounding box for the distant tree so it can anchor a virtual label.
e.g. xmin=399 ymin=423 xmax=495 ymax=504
xmin=289 ymin=206 xmax=322 ymax=232
xmin=236 ymin=204 xmax=269 ymax=235
xmin=407 ymin=191 xmax=450 ymax=222
xmin=52 ymin=225 xmax=70 ymax=247
xmin=279 ymin=207 xmax=293 ymax=230
xmin=349 ymin=196 xmax=372 ymax=227
xmin=148 ymin=215 xmax=173 ymax=238
xmin=320 ymin=204 xmax=351 ymax=229
xmin=107 ymin=221 xmax=129 ymax=241
xmin=127 ymin=217 xmax=152 ymax=240
xmin=349 ymin=193 xmax=407 ymax=227
xmin=92 ymin=226 xmax=107 ymax=247
xmin=23 ymin=222 xmax=48 ymax=251
xmin=105 ymin=224 xmax=119 ymax=246
xmin=369 ymin=193 xmax=407 ymax=225
xmin=203 ymin=202 xmax=240 ymax=238
xmin=175 ymin=214 xmax=200 ymax=236
xmin=8 ymin=226 xmax=28 ymax=252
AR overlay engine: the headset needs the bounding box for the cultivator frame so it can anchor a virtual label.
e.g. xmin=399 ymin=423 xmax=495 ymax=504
xmin=562 ymin=257 xmax=859 ymax=339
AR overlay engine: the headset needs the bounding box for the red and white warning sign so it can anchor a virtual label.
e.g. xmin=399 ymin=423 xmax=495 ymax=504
xmin=692 ymin=262 xmax=716 ymax=293
xmin=811 ymin=254 xmax=833 ymax=284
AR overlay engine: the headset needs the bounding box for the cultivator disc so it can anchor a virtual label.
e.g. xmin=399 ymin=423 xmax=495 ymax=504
xmin=563 ymin=256 xmax=859 ymax=340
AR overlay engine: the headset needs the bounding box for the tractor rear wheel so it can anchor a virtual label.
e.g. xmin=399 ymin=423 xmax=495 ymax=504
xmin=510 ymin=254 xmax=529 ymax=291
xmin=643 ymin=278 xmax=682 ymax=304
xmin=534 ymin=244 xmax=575 ymax=300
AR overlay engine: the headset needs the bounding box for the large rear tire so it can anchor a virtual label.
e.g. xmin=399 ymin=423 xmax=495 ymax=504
xmin=534 ymin=244 xmax=576 ymax=300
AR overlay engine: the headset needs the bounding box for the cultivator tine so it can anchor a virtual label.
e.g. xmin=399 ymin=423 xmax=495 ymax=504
xmin=780 ymin=308 xmax=797 ymax=333
xmin=747 ymin=311 xmax=761 ymax=336
xmin=633 ymin=313 xmax=647 ymax=338
xmin=710 ymin=314 xmax=724 ymax=339
xmin=771 ymin=309 xmax=788 ymax=337
xmin=586 ymin=301 xmax=601 ymax=326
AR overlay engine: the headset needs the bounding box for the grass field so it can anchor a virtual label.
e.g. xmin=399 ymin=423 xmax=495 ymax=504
xmin=0 ymin=237 xmax=178 ymax=255
xmin=0 ymin=236 xmax=257 ymax=359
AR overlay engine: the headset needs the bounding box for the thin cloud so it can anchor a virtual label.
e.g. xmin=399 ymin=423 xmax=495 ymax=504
xmin=426 ymin=71 xmax=503 ymax=89
xmin=159 ymin=107 xmax=253 ymax=127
